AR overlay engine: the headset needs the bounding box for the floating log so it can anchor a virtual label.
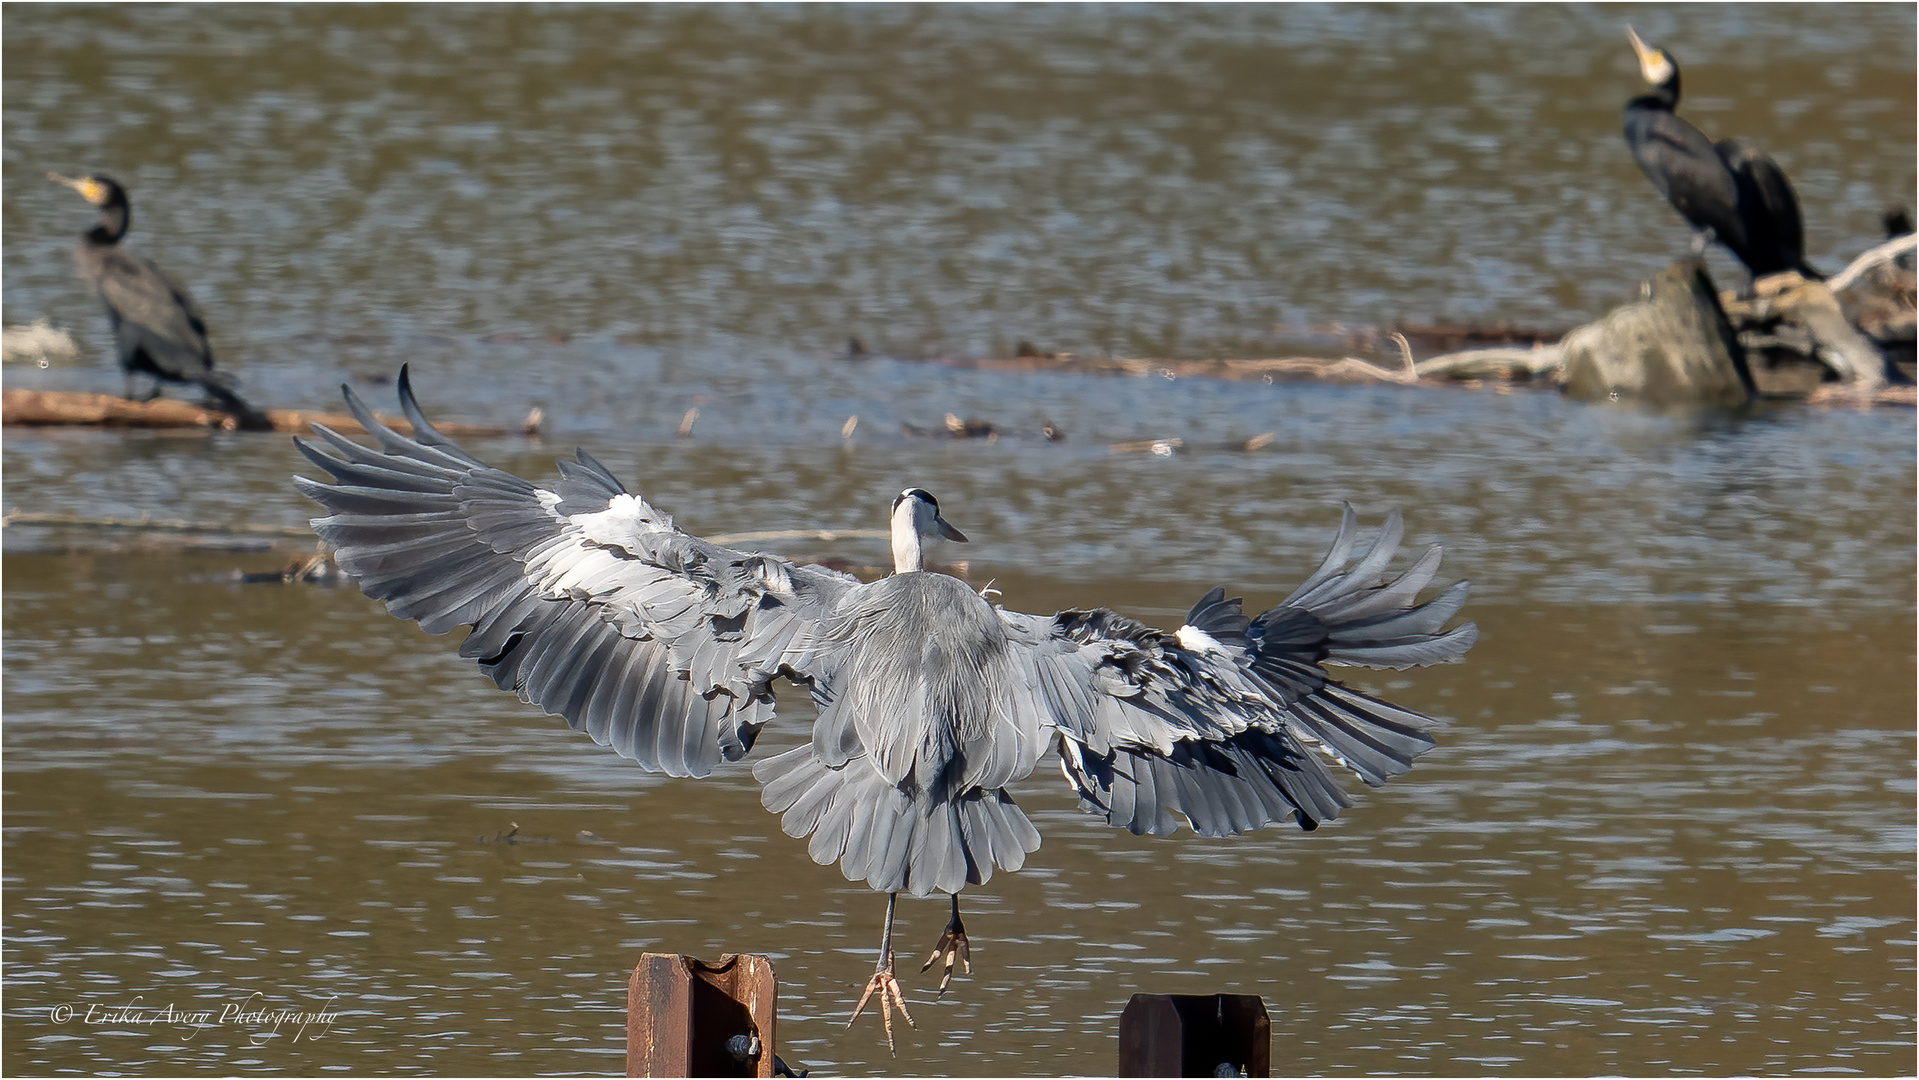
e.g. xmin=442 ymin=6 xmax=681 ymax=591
xmin=1 ymin=388 xmax=521 ymax=436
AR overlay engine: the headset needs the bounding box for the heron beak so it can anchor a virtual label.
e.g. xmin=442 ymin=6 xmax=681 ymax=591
xmin=936 ymin=515 xmax=969 ymax=543
xmin=47 ymin=172 xmax=101 ymax=204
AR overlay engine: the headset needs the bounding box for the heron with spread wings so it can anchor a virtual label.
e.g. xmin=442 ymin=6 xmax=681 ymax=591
xmin=294 ymin=369 xmax=1477 ymax=1051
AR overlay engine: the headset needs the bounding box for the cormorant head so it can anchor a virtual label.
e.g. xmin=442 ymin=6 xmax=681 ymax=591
xmin=47 ymin=172 xmax=127 ymax=209
xmin=1626 ymin=27 xmax=1677 ymax=92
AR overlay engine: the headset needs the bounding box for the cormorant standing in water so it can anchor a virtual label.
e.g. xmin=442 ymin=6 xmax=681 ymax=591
xmin=47 ymin=172 xmax=270 ymax=428
xmin=1622 ymin=28 xmax=1822 ymax=281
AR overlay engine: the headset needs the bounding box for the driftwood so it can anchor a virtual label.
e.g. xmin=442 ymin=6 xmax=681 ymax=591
xmin=889 ymin=351 xmax=1422 ymax=385
xmin=1414 ymin=345 xmax=1563 ymax=381
xmin=1734 ymin=273 xmax=1884 ymax=387
xmin=1 ymin=388 xmax=526 ymax=436
xmin=897 ymin=237 xmax=1913 ymax=407
xmin=1826 ymin=234 xmax=1917 ymax=295
xmin=1 ymin=510 xmax=313 ymax=537
xmin=1831 ymin=239 xmax=1915 ymax=374
xmin=887 ymin=337 xmax=1548 ymax=390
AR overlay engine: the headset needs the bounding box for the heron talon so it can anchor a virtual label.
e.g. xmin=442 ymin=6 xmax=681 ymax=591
xmin=919 ymin=912 xmax=971 ymax=995
xmin=846 ymin=952 xmax=914 ymax=1055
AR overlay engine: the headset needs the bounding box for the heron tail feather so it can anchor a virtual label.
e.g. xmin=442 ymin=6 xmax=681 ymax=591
xmin=754 ymin=746 xmax=1037 ymax=897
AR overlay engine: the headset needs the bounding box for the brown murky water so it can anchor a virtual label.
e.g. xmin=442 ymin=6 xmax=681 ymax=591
xmin=4 ymin=4 xmax=1914 ymax=1077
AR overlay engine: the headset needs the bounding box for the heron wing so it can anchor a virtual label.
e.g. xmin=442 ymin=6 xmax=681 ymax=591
xmin=90 ymin=247 xmax=213 ymax=370
xmin=293 ymin=368 xmax=861 ymax=779
xmin=1006 ymin=505 xmax=1476 ymax=838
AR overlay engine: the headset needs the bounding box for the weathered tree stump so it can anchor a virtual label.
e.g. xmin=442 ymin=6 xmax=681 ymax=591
xmin=1556 ymin=259 xmax=1754 ymax=408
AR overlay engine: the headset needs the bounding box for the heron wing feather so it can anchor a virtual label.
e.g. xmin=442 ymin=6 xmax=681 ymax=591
xmin=1013 ymin=510 xmax=1472 ymax=837
xmin=296 ymin=371 xmax=857 ymax=779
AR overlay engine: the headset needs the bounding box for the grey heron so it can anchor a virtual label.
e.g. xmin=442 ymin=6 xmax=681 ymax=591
xmin=293 ymin=368 xmax=1478 ymax=1051
xmin=47 ymin=172 xmax=269 ymax=427
xmin=1622 ymin=29 xmax=1819 ymax=280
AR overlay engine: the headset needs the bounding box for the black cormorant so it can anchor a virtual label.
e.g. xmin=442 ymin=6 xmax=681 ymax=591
xmin=1622 ymin=28 xmax=1822 ymax=281
xmin=47 ymin=172 xmax=269 ymax=427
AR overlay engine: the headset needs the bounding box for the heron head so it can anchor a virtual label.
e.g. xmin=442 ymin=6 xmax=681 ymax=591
xmin=1626 ymin=27 xmax=1675 ymax=89
xmin=47 ymin=172 xmax=125 ymax=208
xmin=893 ymin=487 xmax=968 ymax=544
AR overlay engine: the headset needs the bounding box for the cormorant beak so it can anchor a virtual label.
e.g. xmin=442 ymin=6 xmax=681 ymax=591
xmin=1625 ymin=27 xmax=1669 ymax=86
xmin=935 ymin=515 xmax=968 ymax=543
xmin=46 ymin=172 xmax=103 ymax=205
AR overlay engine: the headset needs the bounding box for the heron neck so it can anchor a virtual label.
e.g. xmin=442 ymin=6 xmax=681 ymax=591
xmin=891 ymin=508 xmax=924 ymax=575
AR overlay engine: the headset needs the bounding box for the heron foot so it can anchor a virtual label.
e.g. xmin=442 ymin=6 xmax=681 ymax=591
xmin=845 ymin=950 xmax=914 ymax=1054
xmin=919 ymin=910 xmax=971 ymax=995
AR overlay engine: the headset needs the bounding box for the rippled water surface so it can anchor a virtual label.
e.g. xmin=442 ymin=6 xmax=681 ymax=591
xmin=4 ymin=4 xmax=1914 ymax=1077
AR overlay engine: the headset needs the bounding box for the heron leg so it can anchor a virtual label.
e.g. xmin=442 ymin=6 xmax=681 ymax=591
xmin=846 ymin=891 xmax=914 ymax=1054
xmin=919 ymin=892 xmax=971 ymax=995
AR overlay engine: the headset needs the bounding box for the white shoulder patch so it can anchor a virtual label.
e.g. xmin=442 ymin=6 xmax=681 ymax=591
xmin=1175 ymin=624 xmax=1224 ymax=655
xmin=571 ymin=493 xmax=668 ymax=549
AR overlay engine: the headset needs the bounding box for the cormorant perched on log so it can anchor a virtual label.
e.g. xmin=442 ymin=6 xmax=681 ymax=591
xmin=47 ymin=172 xmax=269 ymax=428
xmin=1623 ymin=28 xmax=1822 ymax=281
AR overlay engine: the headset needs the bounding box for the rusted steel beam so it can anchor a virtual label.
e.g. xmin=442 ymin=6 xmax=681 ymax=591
xmin=627 ymin=953 xmax=777 ymax=1079
xmin=1118 ymin=993 xmax=1270 ymax=1078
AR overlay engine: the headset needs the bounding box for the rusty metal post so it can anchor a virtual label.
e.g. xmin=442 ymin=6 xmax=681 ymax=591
xmin=627 ymin=953 xmax=777 ymax=1078
xmin=1118 ymin=993 xmax=1269 ymax=1077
